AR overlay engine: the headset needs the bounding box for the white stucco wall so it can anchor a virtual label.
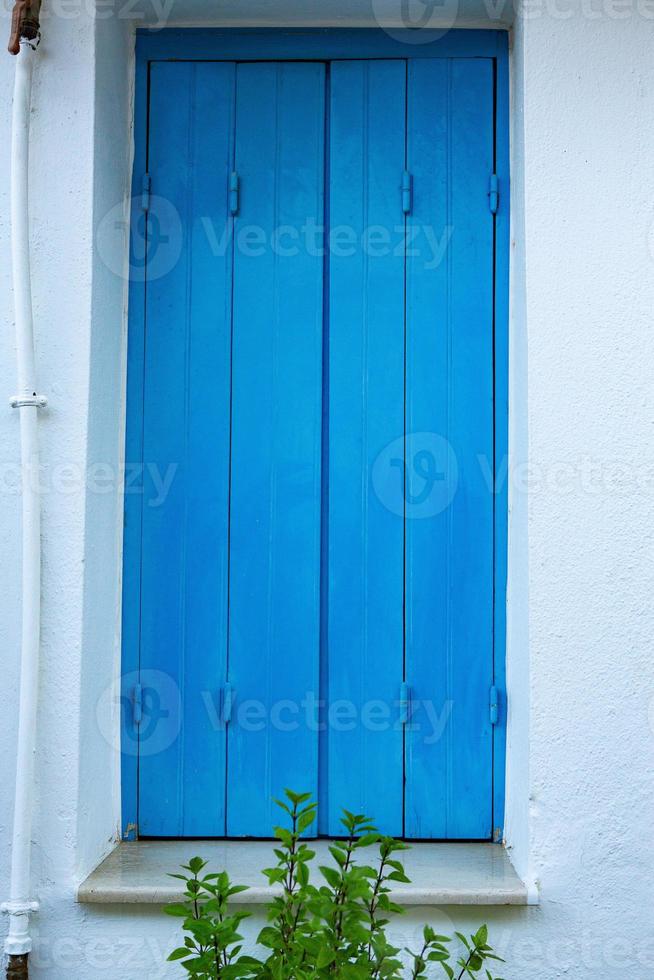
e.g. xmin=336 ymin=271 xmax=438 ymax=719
xmin=1 ymin=4 xmax=654 ymax=978
xmin=506 ymin=8 xmax=654 ymax=963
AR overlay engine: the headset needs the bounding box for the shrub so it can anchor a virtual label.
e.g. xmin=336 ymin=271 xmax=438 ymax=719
xmin=166 ymin=790 xmax=505 ymax=979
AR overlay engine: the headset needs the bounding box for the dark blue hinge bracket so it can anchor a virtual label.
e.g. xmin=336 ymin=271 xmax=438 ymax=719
xmin=399 ymin=682 xmax=411 ymax=724
xmin=489 ymin=685 xmax=499 ymax=726
xmin=402 ymin=170 xmax=412 ymax=215
xmin=489 ymin=173 xmax=499 ymax=215
xmin=141 ymin=173 xmax=151 ymax=213
xmin=222 ymin=682 xmax=234 ymax=725
xmin=229 ymin=172 xmax=239 ymax=216
xmin=132 ymin=683 xmax=143 ymax=726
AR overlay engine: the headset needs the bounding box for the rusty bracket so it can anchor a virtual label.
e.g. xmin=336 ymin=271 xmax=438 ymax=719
xmin=8 ymin=0 xmax=42 ymax=56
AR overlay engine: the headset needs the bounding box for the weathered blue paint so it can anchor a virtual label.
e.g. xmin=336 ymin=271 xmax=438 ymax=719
xmin=122 ymin=30 xmax=509 ymax=842
xmin=404 ymin=58 xmax=495 ymax=840
xmin=137 ymin=62 xmax=235 ymax=836
xmin=324 ymin=60 xmax=406 ymax=836
xmin=121 ymin=46 xmax=148 ymax=841
xmin=493 ymin=46 xmax=511 ymax=841
xmin=136 ymin=27 xmax=506 ymax=62
xmin=226 ymin=62 xmax=326 ymax=837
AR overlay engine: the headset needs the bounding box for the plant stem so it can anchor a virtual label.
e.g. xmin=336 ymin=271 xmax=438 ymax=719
xmin=329 ymin=836 xmax=356 ymax=973
xmin=456 ymin=945 xmax=480 ymax=980
xmin=366 ymin=850 xmax=390 ymax=959
xmin=409 ymin=941 xmax=429 ymax=980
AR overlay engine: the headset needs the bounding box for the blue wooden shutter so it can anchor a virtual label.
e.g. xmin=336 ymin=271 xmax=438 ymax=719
xmin=404 ymin=58 xmax=495 ymax=839
xmin=323 ymin=61 xmax=407 ymax=835
xmin=226 ymin=63 xmax=326 ymax=836
xmin=132 ymin=52 xmax=498 ymax=841
xmin=138 ymin=62 xmax=235 ymax=836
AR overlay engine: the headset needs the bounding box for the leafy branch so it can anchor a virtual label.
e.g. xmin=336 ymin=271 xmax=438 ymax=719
xmin=166 ymin=791 xmax=505 ymax=980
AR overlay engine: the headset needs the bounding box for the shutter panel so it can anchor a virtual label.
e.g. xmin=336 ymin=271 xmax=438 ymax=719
xmin=226 ymin=63 xmax=326 ymax=836
xmin=139 ymin=62 xmax=235 ymax=836
xmin=404 ymin=58 xmax=495 ymax=839
xmin=323 ymin=61 xmax=407 ymax=835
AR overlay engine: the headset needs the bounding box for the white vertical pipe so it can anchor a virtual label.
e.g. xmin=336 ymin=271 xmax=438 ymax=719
xmin=3 ymin=40 xmax=42 ymax=959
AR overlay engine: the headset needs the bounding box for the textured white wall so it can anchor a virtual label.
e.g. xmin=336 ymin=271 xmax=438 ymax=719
xmin=505 ymin=10 xmax=654 ymax=970
xmin=1 ymin=5 xmax=654 ymax=979
xmin=1 ymin=0 xmax=96 ymax=949
xmin=0 ymin=0 xmax=133 ymax=967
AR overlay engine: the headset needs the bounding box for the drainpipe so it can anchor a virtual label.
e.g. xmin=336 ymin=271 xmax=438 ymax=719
xmin=2 ymin=5 xmax=45 ymax=980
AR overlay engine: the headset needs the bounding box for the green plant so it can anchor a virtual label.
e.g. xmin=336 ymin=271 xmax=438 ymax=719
xmin=166 ymin=790 xmax=505 ymax=980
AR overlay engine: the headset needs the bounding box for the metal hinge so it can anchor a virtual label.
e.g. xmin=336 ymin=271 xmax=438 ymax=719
xmin=141 ymin=172 xmax=151 ymax=213
xmin=229 ymin=171 xmax=239 ymax=216
xmin=222 ymin=682 xmax=234 ymax=725
xmin=489 ymin=685 xmax=499 ymax=726
xmin=488 ymin=173 xmax=499 ymax=215
xmin=402 ymin=170 xmax=412 ymax=215
xmin=132 ymin=683 xmax=143 ymax=726
xmin=399 ymin=681 xmax=411 ymax=724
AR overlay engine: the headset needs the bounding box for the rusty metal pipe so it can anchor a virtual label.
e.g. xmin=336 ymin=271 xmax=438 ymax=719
xmin=6 ymin=956 xmax=28 ymax=980
xmin=8 ymin=1 xmax=41 ymax=56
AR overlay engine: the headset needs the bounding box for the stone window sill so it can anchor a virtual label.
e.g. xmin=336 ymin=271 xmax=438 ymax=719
xmin=77 ymin=840 xmax=535 ymax=907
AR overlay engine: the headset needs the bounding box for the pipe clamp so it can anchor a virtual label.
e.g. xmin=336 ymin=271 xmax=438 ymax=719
xmin=10 ymin=395 xmax=47 ymax=409
xmin=1 ymin=901 xmax=39 ymax=915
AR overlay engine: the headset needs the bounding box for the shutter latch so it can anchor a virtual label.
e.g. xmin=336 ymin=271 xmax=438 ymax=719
xmin=222 ymin=682 xmax=234 ymax=725
xmin=489 ymin=685 xmax=499 ymax=726
xmin=402 ymin=170 xmax=412 ymax=215
xmin=399 ymin=682 xmax=411 ymax=724
xmin=132 ymin=683 xmax=143 ymax=726
xmin=141 ymin=172 xmax=151 ymax=213
xmin=488 ymin=173 xmax=499 ymax=215
xmin=229 ymin=172 xmax=240 ymax=216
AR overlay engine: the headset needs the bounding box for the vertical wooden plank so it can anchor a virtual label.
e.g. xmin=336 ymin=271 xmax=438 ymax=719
xmin=324 ymin=60 xmax=406 ymax=836
xmin=227 ymin=63 xmax=325 ymax=836
xmin=138 ymin=62 xmax=235 ymax=836
xmin=121 ymin=50 xmax=148 ymax=841
xmin=404 ymin=58 xmax=495 ymax=839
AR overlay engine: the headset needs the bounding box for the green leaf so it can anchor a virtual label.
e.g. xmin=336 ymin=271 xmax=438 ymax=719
xmin=316 ymin=946 xmax=336 ymax=968
xmin=319 ymin=865 xmax=341 ymax=888
xmin=227 ymin=884 xmax=250 ymax=898
xmin=284 ymin=789 xmax=313 ymax=805
xmin=167 ymin=947 xmax=192 ymax=961
xmin=386 ymin=870 xmax=411 ymax=883
xmin=297 ymin=809 xmax=317 ymax=833
xmin=257 ymin=926 xmax=283 ymax=949
xmin=164 ymin=903 xmax=191 ymax=917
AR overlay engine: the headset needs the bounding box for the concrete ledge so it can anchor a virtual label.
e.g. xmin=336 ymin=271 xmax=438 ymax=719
xmin=78 ymin=840 xmax=531 ymax=906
